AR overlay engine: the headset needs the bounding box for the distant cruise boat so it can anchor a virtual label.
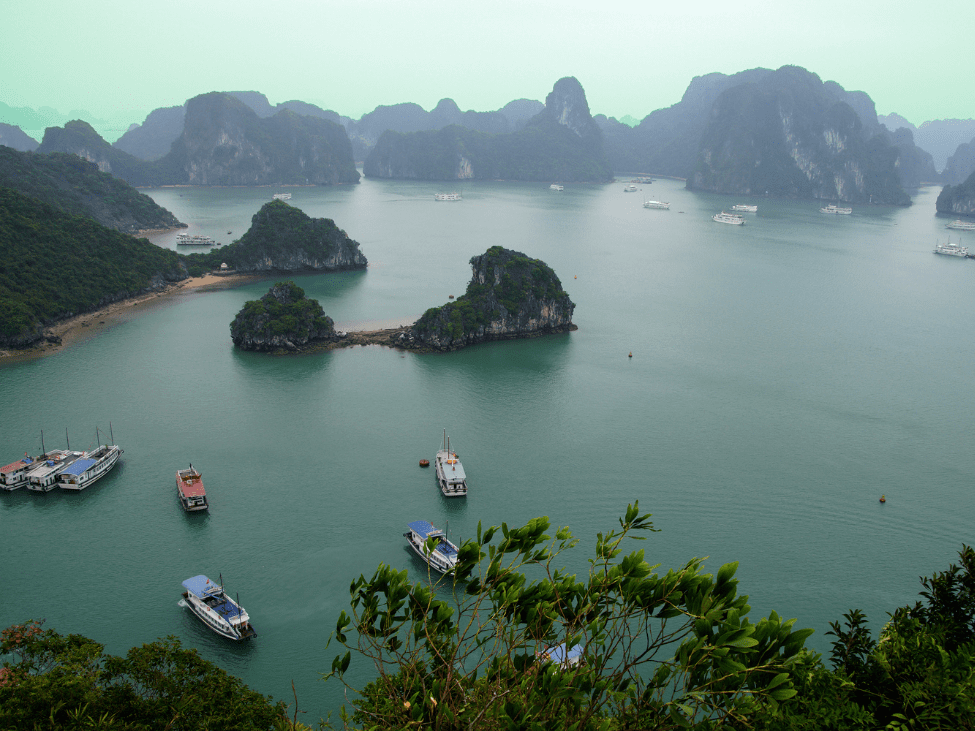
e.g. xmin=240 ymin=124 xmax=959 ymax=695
xmin=272 ymin=192 xmax=291 ymax=201
xmin=643 ymin=200 xmax=670 ymax=210
xmin=550 ymin=184 xmax=564 ymax=191
xmin=820 ymin=204 xmax=852 ymax=215
xmin=435 ymin=192 xmax=461 ymax=201
xmin=731 ymin=204 xmax=758 ymax=213
xmin=712 ymin=211 xmax=746 ymax=225
xmin=933 ymin=237 xmax=969 ymax=257
xmin=945 ymin=219 xmax=975 ymax=231
xmin=623 ymin=184 xmax=638 ymax=192
xmin=176 ymin=233 xmax=215 ymax=246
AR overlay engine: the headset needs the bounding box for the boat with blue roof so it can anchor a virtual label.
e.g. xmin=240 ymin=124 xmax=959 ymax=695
xmin=435 ymin=430 xmax=468 ymax=497
xmin=405 ymin=520 xmax=460 ymax=573
xmin=179 ymin=574 xmax=257 ymax=640
xmin=28 ymin=450 xmax=83 ymax=491
xmin=58 ymin=443 xmax=122 ymax=490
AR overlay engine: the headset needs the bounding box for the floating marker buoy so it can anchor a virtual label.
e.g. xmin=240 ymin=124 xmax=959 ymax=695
xmin=574 ymin=275 xmax=577 ymax=279
xmin=419 ymin=459 xmax=430 ymax=467
xmin=448 ymin=295 xmax=454 ymax=299
xmin=879 ymin=495 xmax=886 ymax=503
xmin=628 ymin=352 xmax=633 ymax=358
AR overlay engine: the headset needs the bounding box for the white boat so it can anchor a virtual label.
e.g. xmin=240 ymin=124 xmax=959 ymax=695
xmin=820 ymin=204 xmax=852 ymax=215
xmin=1 ymin=454 xmax=38 ymax=491
xmin=933 ymin=237 xmax=969 ymax=257
xmin=537 ymin=642 xmax=584 ymax=669
xmin=58 ymin=444 xmax=122 ymax=490
xmin=636 ymin=177 xmax=653 ymax=184
xmin=176 ymin=465 xmax=209 ymax=512
xmin=404 ymin=520 xmax=459 ymax=574
xmin=731 ymin=204 xmax=758 ymax=213
xmin=643 ymin=200 xmax=670 ymax=210
xmin=179 ymin=574 xmax=257 ymax=640
xmin=435 ymin=192 xmax=461 ymax=201
xmin=175 ymin=233 xmax=215 ymax=246
xmin=712 ymin=211 xmax=746 ymax=225
xmin=435 ymin=430 xmax=467 ymax=497
xmin=623 ymin=184 xmax=638 ymax=192
xmin=27 ymin=450 xmax=83 ymax=491
xmin=272 ymin=192 xmax=292 ymax=201
xmin=550 ymin=184 xmax=564 ymax=191
xmin=945 ymin=219 xmax=975 ymax=231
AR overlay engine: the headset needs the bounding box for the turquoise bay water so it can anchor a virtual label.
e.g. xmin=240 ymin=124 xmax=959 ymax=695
xmin=2 ymin=178 xmax=973 ymax=722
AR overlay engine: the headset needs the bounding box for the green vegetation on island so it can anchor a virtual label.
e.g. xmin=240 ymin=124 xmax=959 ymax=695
xmin=0 ymin=187 xmax=185 ymax=348
xmin=230 ymin=281 xmax=337 ymax=352
xmin=6 ymin=506 xmax=975 ymax=728
xmin=182 ymin=200 xmax=367 ymax=276
xmin=410 ymin=246 xmax=575 ymax=350
xmin=0 ymin=146 xmax=183 ymax=233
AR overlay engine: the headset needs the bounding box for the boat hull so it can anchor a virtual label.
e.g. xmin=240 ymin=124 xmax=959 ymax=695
xmin=58 ymin=446 xmax=121 ymax=490
xmin=179 ymin=592 xmax=256 ymax=640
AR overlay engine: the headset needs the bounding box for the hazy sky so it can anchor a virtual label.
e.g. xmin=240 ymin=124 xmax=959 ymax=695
xmin=3 ymin=0 xmax=973 ymax=135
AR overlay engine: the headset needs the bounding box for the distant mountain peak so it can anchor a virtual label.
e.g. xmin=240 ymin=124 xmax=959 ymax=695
xmin=541 ymin=77 xmax=596 ymax=138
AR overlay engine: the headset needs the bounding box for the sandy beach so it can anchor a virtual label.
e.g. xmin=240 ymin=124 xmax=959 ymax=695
xmin=0 ymin=273 xmax=268 ymax=362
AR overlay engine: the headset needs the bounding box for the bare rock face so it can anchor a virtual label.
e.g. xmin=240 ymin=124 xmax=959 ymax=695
xmin=229 ymin=281 xmax=337 ymax=352
xmin=936 ymin=170 xmax=975 ymax=216
xmin=405 ymin=246 xmax=575 ymax=351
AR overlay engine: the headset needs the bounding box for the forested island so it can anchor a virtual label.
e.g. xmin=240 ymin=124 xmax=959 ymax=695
xmin=230 ymin=281 xmax=338 ymax=352
xmin=936 ymin=169 xmax=975 ymax=216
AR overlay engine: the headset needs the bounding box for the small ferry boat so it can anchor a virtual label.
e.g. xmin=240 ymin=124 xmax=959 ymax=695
xmin=820 ymin=204 xmax=852 ymax=215
xmin=58 ymin=444 xmax=122 ymax=490
xmin=623 ymin=184 xmax=638 ymax=192
xmin=179 ymin=574 xmax=257 ymax=640
xmin=550 ymin=184 xmax=564 ymax=191
xmin=404 ymin=520 xmax=459 ymax=573
xmin=537 ymin=642 xmax=584 ymax=668
xmin=643 ymin=200 xmax=670 ymax=209
xmin=945 ymin=219 xmax=975 ymax=231
xmin=933 ymin=238 xmax=969 ymax=257
xmin=176 ymin=465 xmax=209 ymax=511
xmin=636 ymin=177 xmax=654 ymax=184
xmin=434 ymin=192 xmax=462 ymax=201
xmin=1 ymin=455 xmax=37 ymax=491
xmin=27 ymin=450 xmax=83 ymax=491
xmin=175 ymin=233 xmax=216 ymax=246
xmin=712 ymin=211 xmax=746 ymax=225
xmin=435 ymin=430 xmax=467 ymax=497
xmin=272 ymin=192 xmax=292 ymax=200
xmin=731 ymin=204 xmax=758 ymax=212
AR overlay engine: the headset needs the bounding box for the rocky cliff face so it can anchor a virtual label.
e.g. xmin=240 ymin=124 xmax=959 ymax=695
xmin=37 ymin=120 xmax=161 ymax=184
xmin=0 ymin=123 xmax=39 ymax=152
xmin=215 ymin=200 xmax=367 ymax=273
xmin=404 ymin=246 xmax=575 ymax=351
xmin=689 ymin=66 xmax=909 ymax=204
xmin=168 ymin=93 xmax=359 ymax=186
xmin=230 ymin=281 xmax=337 ymax=352
xmin=942 ymin=137 xmax=975 ymax=186
xmin=113 ymin=105 xmax=186 ymax=161
xmin=936 ymin=170 xmax=975 ymax=215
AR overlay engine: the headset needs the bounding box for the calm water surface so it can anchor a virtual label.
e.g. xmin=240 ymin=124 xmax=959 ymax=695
xmin=2 ymin=178 xmax=973 ymax=722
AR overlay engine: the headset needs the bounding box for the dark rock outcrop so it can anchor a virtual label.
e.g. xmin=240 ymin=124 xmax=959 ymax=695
xmin=0 ymin=123 xmax=39 ymax=152
xmin=942 ymin=137 xmax=975 ymax=186
xmin=403 ymin=246 xmax=575 ymax=351
xmin=364 ymin=77 xmax=612 ymax=182
xmin=37 ymin=120 xmax=164 ymax=185
xmin=230 ymin=281 xmax=337 ymax=352
xmin=688 ymin=66 xmax=909 ymax=204
xmin=887 ymin=127 xmax=939 ymax=188
xmin=193 ymin=200 xmax=367 ymax=273
xmin=112 ymin=105 xmax=186 ymax=161
xmin=936 ymin=170 xmax=975 ymax=216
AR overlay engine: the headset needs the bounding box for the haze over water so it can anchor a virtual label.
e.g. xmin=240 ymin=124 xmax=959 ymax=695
xmin=2 ymin=178 xmax=972 ymax=722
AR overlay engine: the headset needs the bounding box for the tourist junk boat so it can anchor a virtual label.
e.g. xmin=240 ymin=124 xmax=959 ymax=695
xmin=550 ymin=184 xmax=564 ymax=191
xmin=179 ymin=574 xmax=257 ymax=640
xmin=820 ymin=204 xmax=853 ymax=215
xmin=933 ymin=237 xmax=969 ymax=257
xmin=1 ymin=454 xmax=38 ymax=491
xmin=176 ymin=465 xmax=209 ymax=511
xmin=945 ymin=219 xmax=975 ymax=231
xmin=712 ymin=211 xmax=746 ymax=225
xmin=731 ymin=204 xmax=758 ymax=212
xmin=175 ymin=233 xmax=215 ymax=246
xmin=272 ymin=192 xmax=292 ymax=201
xmin=404 ymin=520 xmax=460 ymax=574
xmin=435 ymin=430 xmax=468 ymax=497
xmin=623 ymin=184 xmax=638 ymax=192
xmin=434 ymin=192 xmax=462 ymax=201
xmin=643 ymin=200 xmax=670 ymax=209
xmin=57 ymin=426 xmax=122 ymax=491
xmin=28 ymin=450 xmax=83 ymax=492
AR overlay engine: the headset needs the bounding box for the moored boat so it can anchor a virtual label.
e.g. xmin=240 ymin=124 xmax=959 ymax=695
xmin=179 ymin=575 xmax=257 ymax=640
xmin=623 ymin=184 xmax=638 ymax=192
xmin=1 ymin=455 xmax=37 ymax=491
xmin=404 ymin=520 xmax=459 ymax=573
xmin=945 ymin=219 xmax=975 ymax=231
xmin=272 ymin=192 xmax=292 ymax=200
xmin=176 ymin=465 xmax=209 ymax=511
xmin=550 ymin=184 xmax=564 ymax=191
xmin=643 ymin=200 xmax=670 ymax=210
xmin=176 ymin=233 xmax=215 ymax=246
xmin=712 ymin=211 xmax=745 ymax=225
xmin=933 ymin=237 xmax=969 ymax=257
xmin=731 ymin=204 xmax=758 ymax=212
xmin=537 ymin=642 xmax=584 ymax=668
xmin=435 ymin=192 xmax=461 ymax=201
xmin=820 ymin=204 xmax=852 ymax=215
xmin=58 ymin=443 xmax=122 ymax=490
xmin=28 ymin=450 xmax=83 ymax=492
xmin=435 ymin=430 xmax=467 ymax=497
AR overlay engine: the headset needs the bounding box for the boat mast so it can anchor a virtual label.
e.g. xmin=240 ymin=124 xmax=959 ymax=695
xmin=65 ymin=428 xmax=69 ymax=450
xmin=110 ymin=422 xmax=114 ymax=446
xmin=41 ymin=430 xmax=45 ymax=455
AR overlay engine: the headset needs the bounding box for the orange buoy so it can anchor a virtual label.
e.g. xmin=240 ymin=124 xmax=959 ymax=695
xmin=879 ymin=495 xmax=886 ymax=503
xmin=419 ymin=459 xmax=430 ymax=468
